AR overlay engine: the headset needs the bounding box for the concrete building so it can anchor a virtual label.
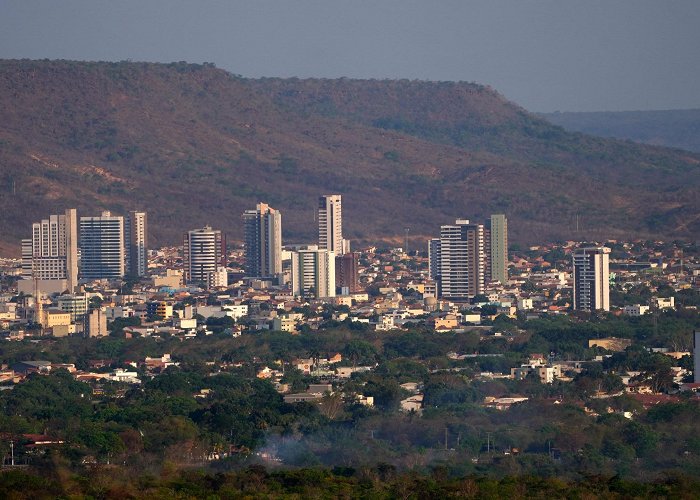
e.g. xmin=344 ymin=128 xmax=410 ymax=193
xmin=428 ymin=219 xmax=485 ymax=300
xmin=183 ymin=226 xmax=225 ymax=287
xmin=42 ymin=308 xmax=72 ymax=329
xmin=80 ymin=211 xmax=125 ymax=279
xmin=291 ymin=248 xmax=336 ymax=299
xmin=573 ymin=246 xmax=611 ymax=312
xmin=273 ymin=315 xmax=298 ymax=333
xmin=335 ymin=252 xmax=360 ymax=294
xmin=517 ymin=298 xmax=534 ymax=310
xmin=150 ymin=269 xmax=183 ymax=289
xmin=485 ymin=214 xmax=508 ymax=284
xmin=318 ymin=194 xmax=349 ymax=255
xmin=57 ymin=294 xmax=88 ymax=322
xmin=243 ymin=203 xmax=282 ymax=278
xmin=125 ymin=211 xmax=147 ymax=277
xmin=651 ymin=297 xmax=675 ymax=310
xmin=85 ymin=308 xmax=108 ymax=337
xmin=146 ymin=302 xmax=174 ymax=319
xmin=21 ymin=209 xmax=78 ymax=292
xmin=623 ymin=304 xmax=650 ymax=316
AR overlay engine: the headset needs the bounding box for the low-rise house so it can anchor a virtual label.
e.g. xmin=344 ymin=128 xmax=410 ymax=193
xmin=589 ymin=338 xmax=633 ymax=352
xmin=107 ymin=369 xmax=141 ymax=384
xmin=400 ymin=394 xmax=423 ymax=413
xmin=483 ymin=396 xmax=529 ymax=410
xmin=336 ymin=366 xmax=373 ymax=378
xmin=623 ymin=304 xmax=650 ymax=316
xmin=283 ymin=383 xmax=333 ymax=403
xmin=429 ymin=314 xmax=460 ymax=332
xmin=12 ymin=360 xmax=51 ymax=375
xmin=651 ymin=297 xmax=675 ymax=309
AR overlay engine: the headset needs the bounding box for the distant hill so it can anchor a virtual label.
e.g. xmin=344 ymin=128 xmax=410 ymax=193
xmin=0 ymin=59 xmax=699 ymax=255
xmin=541 ymin=109 xmax=700 ymax=153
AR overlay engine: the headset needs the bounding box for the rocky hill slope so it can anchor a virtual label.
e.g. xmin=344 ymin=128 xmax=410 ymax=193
xmin=0 ymin=60 xmax=698 ymax=255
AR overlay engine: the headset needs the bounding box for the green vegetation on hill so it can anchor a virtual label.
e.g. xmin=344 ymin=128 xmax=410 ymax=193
xmin=0 ymin=60 xmax=699 ymax=254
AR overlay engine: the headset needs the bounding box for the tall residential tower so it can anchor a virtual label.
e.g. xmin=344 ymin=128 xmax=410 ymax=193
xmin=428 ymin=219 xmax=485 ymax=300
xmin=243 ymin=203 xmax=282 ymax=278
xmin=125 ymin=211 xmax=148 ymax=277
xmin=21 ymin=209 xmax=79 ymax=291
xmin=79 ymin=211 xmax=125 ymax=279
xmin=485 ymin=214 xmax=508 ymax=284
xmin=318 ymin=194 xmax=349 ymax=255
xmin=183 ymin=226 xmax=226 ymax=287
xmin=291 ymin=247 xmax=336 ymax=299
xmin=572 ymin=246 xmax=610 ymax=312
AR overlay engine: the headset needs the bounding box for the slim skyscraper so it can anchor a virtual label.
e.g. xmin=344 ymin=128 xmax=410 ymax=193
xmin=485 ymin=214 xmax=508 ymax=284
xmin=65 ymin=208 xmax=78 ymax=292
xmin=291 ymin=248 xmax=336 ymax=298
xmin=79 ymin=211 xmax=125 ymax=279
xmin=429 ymin=219 xmax=485 ymax=300
xmin=243 ymin=203 xmax=282 ymax=278
xmin=125 ymin=211 xmax=148 ymax=277
xmin=183 ymin=226 xmax=225 ymax=287
xmin=573 ymin=246 xmax=610 ymax=312
xmin=22 ymin=209 xmax=79 ymax=291
xmin=318 ymin=194 xmax=349 ymax=255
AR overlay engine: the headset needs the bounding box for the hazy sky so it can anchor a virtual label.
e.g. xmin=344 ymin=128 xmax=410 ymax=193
xmin=1 ymin=1 xmax=699 ymax=112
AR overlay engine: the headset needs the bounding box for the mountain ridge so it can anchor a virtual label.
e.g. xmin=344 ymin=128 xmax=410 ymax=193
xmin=0 ymin=59 xmax=698 ymax=256
xmin=541 ymin=109 xmax=700 ymax=153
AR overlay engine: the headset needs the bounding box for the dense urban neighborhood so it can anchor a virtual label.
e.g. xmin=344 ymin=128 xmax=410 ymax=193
xmin=0 ymin=199 xmax=698 ymax=496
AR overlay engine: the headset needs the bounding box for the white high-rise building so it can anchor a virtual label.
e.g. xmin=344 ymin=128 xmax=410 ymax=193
xmin=318 ymin=194 xmax=349 ymax=255
xmin=21 ymin=209 xmax=78 ymax=291
xmin=183 ymin=226 xmax=225 ymax=287
xmin=125 ymin=211 xmax=148 ymax=277
xmin=428 ymin=220 xmax=485 ymax=300
xmin=573 ymin=246 xmax=610 ymax=312
xmin=79 ymin=211 xmax=125 ymax=280
xmin=291 ymin=247 xmax=336 ymax=299
xmin=243 ymin=203 xmax=282 ymax=278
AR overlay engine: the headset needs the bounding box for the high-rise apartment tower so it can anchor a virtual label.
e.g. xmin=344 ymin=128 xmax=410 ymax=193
xmin=291 ymin=248 xmax=336 ymax=299
xmin=183 ymin=226 xmax=226 ymax=287
xmin=485 ymin=214 xmax=508 ymax=284
xmin=21 ymin=208 xmax=79 ymax=291
xmin=318 ymin=194 xmax=349 ymax=255
xmin=243 ymin=203 xmax=282 ymax=278
xmin=125 ymin=211 xmax=148 ymax=277
xmin=428 ymin=219 xmax=485 ymax=300
xmin=572 ymin=246 xmax=610 ymax=312
xmin=79 ymin=211 xmax=125 ymax=280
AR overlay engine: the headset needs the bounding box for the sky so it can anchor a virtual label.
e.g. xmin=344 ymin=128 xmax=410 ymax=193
xmin=1 ymin=1 xmax=699 ymax=112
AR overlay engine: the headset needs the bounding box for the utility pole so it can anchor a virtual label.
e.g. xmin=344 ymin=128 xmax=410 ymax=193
xmin=10 ymin=440 xmax=14 ymax=466
xmin=486 ymin=432 xmax=491 ymax=454
xmin=404 ymin=227 xmax=410 ymax=255
xmin=444 ymin=427 xmax=448 ymax=450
